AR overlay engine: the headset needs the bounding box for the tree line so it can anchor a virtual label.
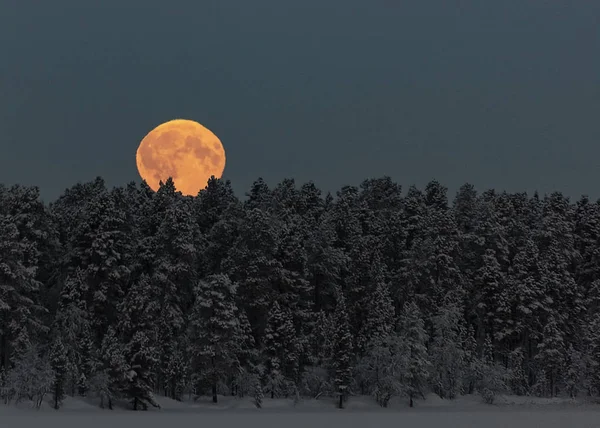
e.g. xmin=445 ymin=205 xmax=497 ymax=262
xmin=0 ymin=175 xmax=599 ymax=410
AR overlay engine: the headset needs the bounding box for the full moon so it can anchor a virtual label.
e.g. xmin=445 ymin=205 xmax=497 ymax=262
xmin=136 ymin=119 xmax=226 ymax=196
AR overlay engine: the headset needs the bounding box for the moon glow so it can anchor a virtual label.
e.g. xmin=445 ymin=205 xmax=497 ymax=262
xmin=136 ymin=119 xmax=226 ymax=196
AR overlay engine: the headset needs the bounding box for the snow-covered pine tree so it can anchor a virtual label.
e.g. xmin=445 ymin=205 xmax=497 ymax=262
xmin=311 ymin=310 xmax=335 ymax=366
xmin=346 ymin=242 xmax=387 ymax=358
xmin=395 ymin=186 xmax=427 ymax=310
xmin=77 ymin=327 xmax=98 ymax=397
xmin=223 ymin=207 xmax=280 ymax=338
xmin=507 ymin=347 xmax=528 ymax=396
xmin=188 ymin=274 xmax=240 ymax=403
xmin=331 ymin=291 xmax=353 ymax=409
xmin=78 ymin=185 xmax=130 ymax=341
xmin=405 ymin=205 xmax=463 ymax=331
xmin=463 ymin=324 xmax=478 ymax=395
xmin=117 ymin=273 xmax=161 ymax=409
xmin=124 ymin=331 xmax=161 ymax=410
xmin=273 ymin=210 xmax=313 ymax=380
xmin=357 ymin=281 xmax=395 ymax=355
xmin=52 ymin=268 xmax=92 ymax=396
xmin=305 ymin=214 xmax=345 ymax=316
xmin=358 ymin=177 xmax=404 ymax=268
xmin=474 ymin=248 xmax=506 ymax=347
xmin=429 ymin=297 xmax=466 ymax=399
xmin=0 ymin=214 xmax=47 ymax=369
xmin=262 ymin=301 xmax=298 ymax=398
xmin=538 ymin=193 xmax=583 ymax=353
xmin=50 ymin=336 xmax=68 ymax=409
xmin=152 ymin=187 xmax=199 ymax=397
xmin=232 ymin=309 xmax=258 ymax=397
xmin=564 ymin=343 xmax=586 ymax=398
xmin=475 ymin=335 xmax=509 ymax=404
xmin=535 ymin=314 xmax=565 ymax=397
xmin=398 ymin=301 xmax=430 ymax=407
xmin=253 ymin=380 xmax=264 ymax=408
xmin=244 ymin=177 xmax=273 ymax=212
xmin=195 ymin=177 xmax=238 ymax=235
xmin=98 ymin=327 xmax=127 ymax=409
xmin=585 ymin=311 xmax=600 ymax=395
xmin=501 ymin=236 xmax=545 ymax=387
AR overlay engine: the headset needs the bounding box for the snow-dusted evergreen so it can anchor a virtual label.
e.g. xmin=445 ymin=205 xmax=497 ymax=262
xmin=2 ymin=176 xmax=600 ymax=410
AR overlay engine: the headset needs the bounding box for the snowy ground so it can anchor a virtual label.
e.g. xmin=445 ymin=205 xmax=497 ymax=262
xmin=3 ymin=394 xmax=600 ymax=427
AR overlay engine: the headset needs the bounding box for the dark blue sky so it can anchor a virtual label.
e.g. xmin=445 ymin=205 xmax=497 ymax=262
xmin=1 ymin=1 xmax=599 ymax=201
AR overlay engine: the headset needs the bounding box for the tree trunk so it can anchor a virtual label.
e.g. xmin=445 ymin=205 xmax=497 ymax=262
xmin=338 ymin=394 xmax=343 ymax=409
xmin=134 ymin=397 xmax=138 ymax=411
xmin=212 ymin=382 xmax=218 ymax=403
xmin=409 ymin=393 xmax=414 ymax=408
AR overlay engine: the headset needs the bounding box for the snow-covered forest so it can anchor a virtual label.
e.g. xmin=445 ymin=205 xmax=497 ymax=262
xmin=1 ymin=176 xmax=598 ymax=411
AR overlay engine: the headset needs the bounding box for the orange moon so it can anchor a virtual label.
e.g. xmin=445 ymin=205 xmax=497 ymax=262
xmin=136 ymin=119 xmax=226 ymax=196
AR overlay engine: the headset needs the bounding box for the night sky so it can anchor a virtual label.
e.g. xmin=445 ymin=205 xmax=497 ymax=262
xmin=1 ymin=1 xmax=599 ymax=201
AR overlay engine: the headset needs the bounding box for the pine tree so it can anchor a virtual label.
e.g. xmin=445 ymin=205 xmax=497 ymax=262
xmin=262 ymin=301 xmax=298 ymax=397
xmin=50 ymin=336 xmax=68 ymax=409
xmin=587 ymin=312 xmax=600 ymax=395
xmin=152 ymin=190 xmax=199 ymax=397
xmin=565 ymin=343 xmax=586 ymax=398
xmin=331 ymin=292 xmax=353 ymax=408
xmin=273 ymin=211 xmax=313 ymax=378
xmin=359 ymin=177 xmax=405 ymax=290
xmin=463 ymin=324 xmax=478 ymax=395
xmin=53 ymin=268 xmax=91 ymax=396
xmin=117 ymin=274 xmax=160 ymax=409
xmin=99 ymin=327 xmax=127 ymax=409
xmin=60 ymin=180 xmax=130 ymax=343
xmin=535 ymin=315 xmax=565 ymax=397
xmin=398 ymin=301 xmax=430 ymax=407
xmin=305 ymin=212 xmax=345 ymax=313
xmin=475 ymin=335 xmax=509 ymax=403
xmin=231 ymin=309 xmax=259 ymax=397
xmin=188 ymin=274 xmax=240 ymax=403
xmin=357 ymin=281 xmax=395 ymax=355
xmin=0 ymin=214 xmax=47 ymax=369
xmin=429 ymin=298 xmax=465 ymax=399
xmin=501 ymin=236 xmax=545 ymax=385
xmin=224 ymin=207 xmax=280 ymax=338
xmin=474 ymin=249 xmax=506 ymax=345
xmin=196 ymin=177 xmax=238 ymax=234
xmin=244 ymin=178 xmax=273 ymax=212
